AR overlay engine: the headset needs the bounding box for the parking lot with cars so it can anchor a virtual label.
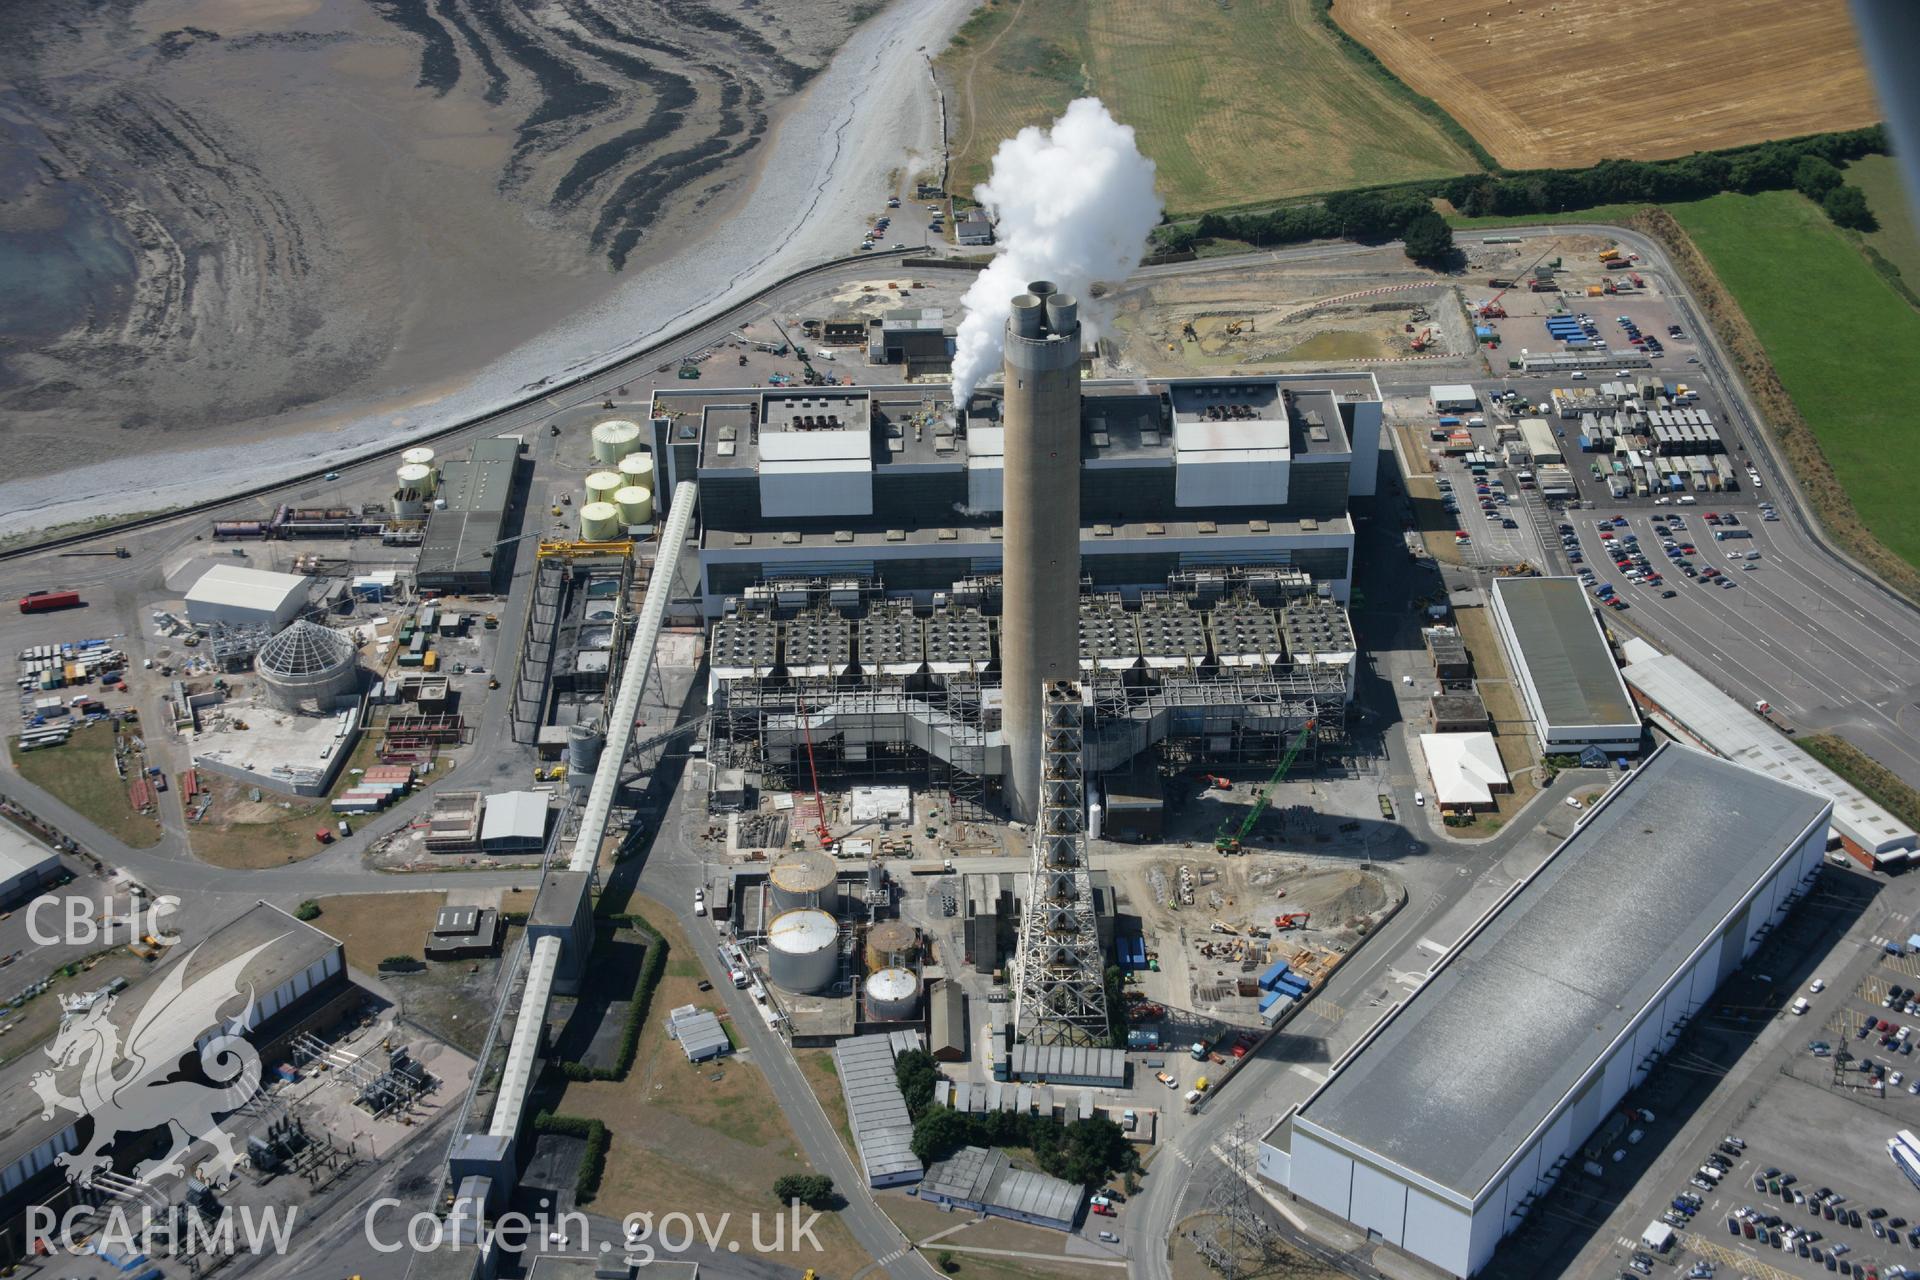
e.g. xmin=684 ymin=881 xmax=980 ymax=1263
xmin=1434 ymin=458 xmax=1548 ymax=567
xmin=1405 ymin=370 xmax=1920 ymax=792
xmin=1536 ymin=868 xmax=1920 ymax=1280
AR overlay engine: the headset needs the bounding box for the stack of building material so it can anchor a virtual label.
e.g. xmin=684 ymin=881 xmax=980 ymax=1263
xmin=331 ymin=763 xmax=416 ymax=813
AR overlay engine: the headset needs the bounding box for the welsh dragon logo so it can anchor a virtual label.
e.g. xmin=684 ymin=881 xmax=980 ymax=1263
xmin=31 ymin=938 xmax=283 ymax=1187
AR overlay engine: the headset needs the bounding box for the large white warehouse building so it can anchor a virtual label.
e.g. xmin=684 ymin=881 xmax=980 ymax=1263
xmin=1619 ymin=638 xmax=1917 ymax=866
xmin=184 ymin=564 xmax=312 ymax=630
xmin=1259 ymin=743 xmax=1830 ymax=1277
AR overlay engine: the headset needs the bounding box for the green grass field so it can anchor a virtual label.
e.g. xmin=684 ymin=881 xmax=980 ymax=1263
xmin=1844 ymin=154 xmax=1920 ymax=300
xmin=8 ymin=723 xmax=163 ymax=848
xmin=1668 ymin=190 xmax=1920 ymax=571
xmin=939 ymin=0 xmax=1482 ymax=212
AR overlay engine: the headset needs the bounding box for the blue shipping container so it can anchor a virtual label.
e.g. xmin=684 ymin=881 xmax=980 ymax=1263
xmin=1257 ymin=988 xmax=1288 ymax=1014
xmin=1257 ymin=959 xmax=1292 ymax=991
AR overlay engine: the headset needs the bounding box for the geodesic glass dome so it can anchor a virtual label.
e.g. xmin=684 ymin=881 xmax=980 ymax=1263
xmin=254 ymin=621 xmax=358 ymax=710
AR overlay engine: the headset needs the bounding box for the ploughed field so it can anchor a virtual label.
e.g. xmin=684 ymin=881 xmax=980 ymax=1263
xmin=1329 ymin=0 xmax=1880 ymax=169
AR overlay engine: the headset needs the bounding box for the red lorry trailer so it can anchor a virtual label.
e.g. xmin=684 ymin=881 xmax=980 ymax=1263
xmin=18 ymin=591 xmax=81 ymax=614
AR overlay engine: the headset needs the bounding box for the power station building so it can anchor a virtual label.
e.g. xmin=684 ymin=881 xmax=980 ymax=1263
xmin=1258 ymin=744 xmax=1831 ymax=1277
xmin=645 ymin=371 xmax=1380 ymax=617
xmin=645 ymin=353 xmax=1379 ymax=813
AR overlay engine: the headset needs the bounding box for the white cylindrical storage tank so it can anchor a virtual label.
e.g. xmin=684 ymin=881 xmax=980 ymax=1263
xmin=616 ymin=451 xmax=656 ymax=486
xmin=770 ymin=851 xmax=839 ymax=914
xmin=768 ymin=909 xmax=839 ymax=994
xmin=585 ymin=470 xmax=623 ymax=508
xmin=401 ymin=446 xmax=436 ymax=468
xmin=567 ymin=725 xmax=603 ymax=775
xmin=392 ymin=491 xmax=427 ymax=520
xmin=579 ymin=502 xmax=620 ymax=541
xmin=613 ymin=485 xmax=653 ymax=526
xmin=591 ymin=419 xmax=643 ymax=464
xmin=397 ymin=462 xmax=436 ymax=495
xmin=866 ymin=967 xmax=919 ymax=1020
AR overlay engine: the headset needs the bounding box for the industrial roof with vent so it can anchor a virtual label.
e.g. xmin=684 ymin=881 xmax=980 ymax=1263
xmin=857 ymin=607 xmax=924 ymax=672
xmin=1490 ymin=577 xmax=1638 ymax=737
xmin=710 ymin=617 xmax=778 ymax=673
xmin=783 ymin=613 xmax=853 ymax=675
xmin=1293 ymin=743 xmax=1830 ymax=1202
xmin=927 ymin=609 xmax=994 ymax=671
xmin=1621 ymin=638 xmax=1917 ymax=859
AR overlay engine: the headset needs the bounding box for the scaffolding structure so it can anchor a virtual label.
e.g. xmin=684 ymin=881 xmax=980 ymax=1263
xmin=705 ymin=574 xmax=1351 ymax=808
xmin=1012 ymin=682 xmax=1108 ymax=1045
xmin=510 ymin=550 xmax=637 ymax=745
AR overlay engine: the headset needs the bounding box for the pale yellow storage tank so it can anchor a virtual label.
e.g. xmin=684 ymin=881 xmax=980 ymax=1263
xmin=401 ymin=446 xmax=436 ymax=469
xmin=584 ymin=471 xmax=623 ymax=506
xmin=579 ymin=502 xmax=621 ymax=541
xmin=614 ymin=485 xmax=653 ymax=526
xmin=591 ymin=419 xmax=643 ymax=464
xmin=616 ymin=451 xmax=656 ymax=486
xmin=396 ymin=462 xmax=436 ymax=495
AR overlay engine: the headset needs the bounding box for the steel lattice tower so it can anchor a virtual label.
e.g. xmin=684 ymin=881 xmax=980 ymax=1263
xmin=1012 ymin=681 xmax=1110 ymax=1046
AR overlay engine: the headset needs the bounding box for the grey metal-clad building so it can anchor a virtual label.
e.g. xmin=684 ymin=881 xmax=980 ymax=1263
xmin=667 ymin=1005 xmax=730 ymax=1062
xmin=917 ymin=1145 xmax=1083 ymax=1231
xmin=834 ymin=1033 xmax=925 ymax=1187
xmin=648 ymin=374 xmax=1382 ymax=616
xmin=1259 ymin=743 xmax=1830 ymax=1277
xmin=416 ymin=437 xmax=525 ymax=594
xmin=1004 ymin=1043 xmax=1126 ymax=1087
xmin=1490 ymin=576 xmax=1641 ymax=751
xmin=930 ymin=981 xmax=967 ymax=1061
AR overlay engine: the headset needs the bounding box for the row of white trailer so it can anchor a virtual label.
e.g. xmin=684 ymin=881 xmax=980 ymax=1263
xmin=1604 ymin=451 xmax=1737 ymax=498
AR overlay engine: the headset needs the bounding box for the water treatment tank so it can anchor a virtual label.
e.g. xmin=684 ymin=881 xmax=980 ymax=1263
xmin=616 ymin=451 xmax=656 ymax=486
xmin=591 ymin=419 xmax=643 ymax=464
xmin=613 ymin=485 xmax=653 ymax=526
xmin=579 ymin=502 xmax=620 ymax=541
xmin=567 ymin=724 xmax=603 ymax=775
xmin=396 ymin=462 xmax=436 ymax=495
xmin=768 ymin=909 xmax=839 ymax=994
xmin=401 ymin=446 xmax=436 ymax=469
xmin=585 ymin=470 xmax=624 ymax=506
xmin=865 ymin=967 xmax=919 ymax=1021
xmin=866 ymin=920 xmax=918 ymax=971
xmin=770 ymin=851 xmax=839 ymax=913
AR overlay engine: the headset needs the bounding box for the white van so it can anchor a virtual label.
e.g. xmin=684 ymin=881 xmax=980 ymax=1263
xmin=1791 ymin=997 xmax=1811 ymax=1015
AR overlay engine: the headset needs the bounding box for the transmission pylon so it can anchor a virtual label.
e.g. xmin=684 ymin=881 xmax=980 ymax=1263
xmin=1197 ymin=1119 xmax=1279 ymax=1280
xmin=1012 ymin=682 xmax=1109 ymax=1046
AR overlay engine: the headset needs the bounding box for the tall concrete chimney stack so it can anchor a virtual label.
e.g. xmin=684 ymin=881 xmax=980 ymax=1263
xmin=999 ymin=280 xmax=1082 ymax=823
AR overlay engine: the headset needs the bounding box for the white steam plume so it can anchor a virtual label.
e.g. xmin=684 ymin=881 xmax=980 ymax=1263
xmin=948 ymin=98 xmax=1162 ymax=404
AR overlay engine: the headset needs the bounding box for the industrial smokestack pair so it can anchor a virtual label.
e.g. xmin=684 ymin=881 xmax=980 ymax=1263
xmin=1000 ymin=281 xmax=1083 ymax=824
